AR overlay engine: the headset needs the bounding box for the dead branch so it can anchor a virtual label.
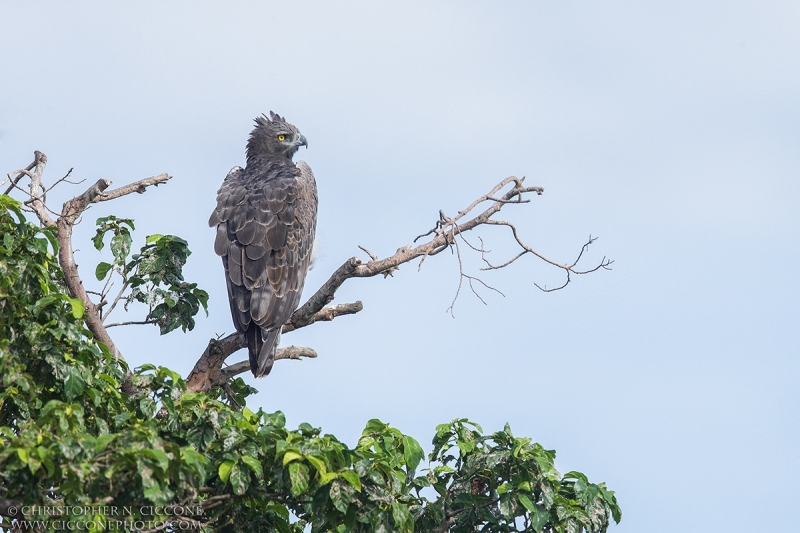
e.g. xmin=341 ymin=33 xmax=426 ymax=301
xmin=105 ymin=320 xmax=155 ymax=328
xmin=97 ymin=173 xmax=171 ymax=201
xmin=188 ymin=175 xmax=610 ymax=392
xmin=283 ymin=301 xmax=363 ymax=333
xmin=358 ymin=245 xmax=378 ymax=261
xmin=222 ymin=347 xmax=318 ymax=380
xmin=186 ymin=175 xmax=611 ymax=391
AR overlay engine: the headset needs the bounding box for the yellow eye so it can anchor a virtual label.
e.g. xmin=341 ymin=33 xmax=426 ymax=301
xmin=277 ymin=134 xmax=286 ymax=141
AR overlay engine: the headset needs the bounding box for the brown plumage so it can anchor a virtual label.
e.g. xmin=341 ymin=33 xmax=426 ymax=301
xmin=209 ymin=112 xmax=317 ymax=377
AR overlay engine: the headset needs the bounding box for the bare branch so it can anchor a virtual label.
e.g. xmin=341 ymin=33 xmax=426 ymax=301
xmin=187 ymin=175 xmax=610 ymax=390
xmin=290 ymin=257 xmax=364 ymax=321
xmin=96 ymin=173 xmax=171 ymax=202
xmin=222 ymin=346 xmax=319 ymax=380
xmin=5 ymin=152 xmax=173 ymax=376
xmin=221 ymin=360 xmax=250 ymax=379
xmin=482 ymin=249 xmax=527 ymax=270
xmin=485 ymin=196 xmax=530 ymax=204
xmin=283 ymin=301 xmax=363 ymax=333
xmin=105 ymin=320 xmax=155 ymax=328
xmin=275 ymin=345 xmax=318 ymax=360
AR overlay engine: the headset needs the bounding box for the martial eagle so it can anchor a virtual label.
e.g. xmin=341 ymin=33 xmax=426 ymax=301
xmin=209 ymin=112 xmax=317 ymax=377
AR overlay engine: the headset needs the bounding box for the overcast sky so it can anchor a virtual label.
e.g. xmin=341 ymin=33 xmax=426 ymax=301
xmin=2 ymin=2 xmax=798 ymax=531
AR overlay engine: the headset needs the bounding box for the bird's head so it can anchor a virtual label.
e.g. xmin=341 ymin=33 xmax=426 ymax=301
xmin=246 ymin=111 xmax=308 ymax=162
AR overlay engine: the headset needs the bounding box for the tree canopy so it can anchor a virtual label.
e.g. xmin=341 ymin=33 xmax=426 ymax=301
xmin=0 ymin=152 xmax=619 ymax=533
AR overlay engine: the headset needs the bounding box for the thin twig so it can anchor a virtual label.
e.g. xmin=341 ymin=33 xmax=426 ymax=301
xmin=358 ymin=245 xmax=378 ymax=261
xmin=101 ymin=277 xmax=130 ymax=323
xmin=45 ymin=168 xmax=83 ymax=192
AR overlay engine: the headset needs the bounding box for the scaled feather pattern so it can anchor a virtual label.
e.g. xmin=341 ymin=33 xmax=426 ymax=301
xmin=209 ymin=112 xmax=317 ymax=377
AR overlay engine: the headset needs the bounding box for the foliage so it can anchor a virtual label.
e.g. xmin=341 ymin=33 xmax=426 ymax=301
xmin=93 ymin=215 xmax=209 ymax=334
xmin=0 ymin=196 xmax=620 ymax=532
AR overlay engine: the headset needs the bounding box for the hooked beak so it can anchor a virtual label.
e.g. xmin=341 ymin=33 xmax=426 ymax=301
xmin=296 ymin=134 xmax=308 ymax=149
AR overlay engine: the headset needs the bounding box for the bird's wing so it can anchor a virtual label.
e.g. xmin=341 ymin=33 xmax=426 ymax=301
xmin=209 ymin=161 xmax=317 ymax=339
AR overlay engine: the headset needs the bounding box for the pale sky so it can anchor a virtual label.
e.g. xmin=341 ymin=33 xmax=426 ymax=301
xmin=2 ymin=2 xmax=798 ymax=531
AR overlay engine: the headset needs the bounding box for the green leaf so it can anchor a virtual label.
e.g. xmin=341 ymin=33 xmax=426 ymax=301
xmin=498 ymin=493 xmax=515 ymax=520
xmin=16 ymin=448 xmax=29 ymax=464
xmin=339 ymin=470 xmax=361 ymax=492
xmin=363 ymin=419 xmax=387 ymax=434
xmin=319 ymin=471 xmax=339 ymax=486
xmin=288 ymin=462 xmax=309 ymax=497
xmin=229 ymin=462 xmax=250 ymax=495
xmin=94 ymin=434 xmax=116 ymax=454
xmin=562 ymin=471 xmax=589 ymax=483
xmin=33 ymin=295 xmax=59 ymax=314
xmin=457 ymin=439 xmax=475 ymax=454
xmin=63 ymin=367 xmax=86 ymax=400
xmin=240 ymin=456 xmax=263 ymax=479
xmin=110 ymin=232 xmax=132 ymax=263
xmin=95 ymin=262 xmax=113 ymax=281
xmin=529 ymin=504 xmax=549 ymax=532
xmin=68 ymin=298 xmax=84 ymax=319
xmin=146 ymin=234 xmax=163 ymax=244
xmin=305 ymin=454 xmax=327 ymax=475
xmin=391 ymin=501 xmax=411 ymax=529
xmin=402 ymin=435 xmax=424 ymax=473
xmin=282 ymin=451 xmax=303 ymax=465
xmin=0 ymin=194 xmax=23 ymax=218
xmin=218 ymin=460 xmax=235 ymax=483
xmin=329 ymin=480 xmax=352 ymax=513
xmin=141 ymin=449 xmax=170 ymax=471
xmin=518 ymin=493 xmax=536 ymax=512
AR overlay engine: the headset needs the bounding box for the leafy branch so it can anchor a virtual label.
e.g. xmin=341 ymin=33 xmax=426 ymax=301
xmin=92 ymin=217 xmax=209 ymax=335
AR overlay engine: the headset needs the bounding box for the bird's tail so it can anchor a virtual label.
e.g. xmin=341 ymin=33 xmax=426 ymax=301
xmin=246 ymin=324 xmax=280 ymax=377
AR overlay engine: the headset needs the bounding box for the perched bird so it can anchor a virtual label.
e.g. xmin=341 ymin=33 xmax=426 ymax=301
xmin=209 ymin=112 xmax=317 ymax=377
